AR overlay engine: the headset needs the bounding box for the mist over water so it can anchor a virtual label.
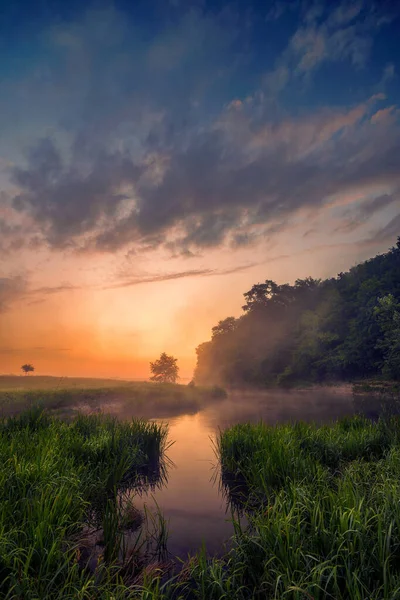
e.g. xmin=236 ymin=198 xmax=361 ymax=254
xmin=85 ymin=386 xmax=356 ymax=557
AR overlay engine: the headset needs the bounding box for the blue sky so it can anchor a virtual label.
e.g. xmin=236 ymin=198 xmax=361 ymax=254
xmin=0 ymin=0 xmax=399 ymax=376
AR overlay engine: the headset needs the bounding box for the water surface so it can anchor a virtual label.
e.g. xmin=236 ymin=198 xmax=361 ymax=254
xmin=95 ymin=386 xmax=356 ymax=558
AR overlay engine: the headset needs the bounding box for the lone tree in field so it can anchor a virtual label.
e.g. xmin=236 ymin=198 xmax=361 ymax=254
xmin=21 ymin=363 xmax=35 ymax=376
xmin=150 ymin=353 xmax=179 ymax=383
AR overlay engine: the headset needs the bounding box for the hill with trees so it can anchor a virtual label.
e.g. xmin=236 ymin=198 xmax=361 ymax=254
xmin=194 ymin=238 xmax=400 ymax=387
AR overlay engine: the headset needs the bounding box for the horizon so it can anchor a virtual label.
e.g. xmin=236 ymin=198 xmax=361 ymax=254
xmin=1 ymin=0 xmax=399 ymax=380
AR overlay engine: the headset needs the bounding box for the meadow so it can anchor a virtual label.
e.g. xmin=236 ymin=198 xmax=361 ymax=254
xmin=0 ymin=376 xmax=226 ymax=420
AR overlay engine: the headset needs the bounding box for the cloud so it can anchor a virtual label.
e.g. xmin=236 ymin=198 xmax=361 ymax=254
xmin=289 ymin=2 xmax=378 ymax=74
xmin=367 ymin=214 xmax=400 ymax=245
xmin=31 ymin=283 xmax=83 ymax=296
xmin=0 ymin=277 xmax=29 ymax=312
xmin=106 ymin=263 xmax=258 ymax=289
xmin=12 ymin=138 xmax=143 ymax=248
xmin=2 ymin=1 xmax=399 ymax=260
xmin=371 ymin=105 xmax=398 ymax=125
xmin=8 ymin=92 xmax=400 ymax=256
xmin=336 ymin=191 xmax=400 ymax=233
xmin=262 ymin=0 xmax=397 ymax=97
xmin=0 ymin=277 xmax=84 ymax=313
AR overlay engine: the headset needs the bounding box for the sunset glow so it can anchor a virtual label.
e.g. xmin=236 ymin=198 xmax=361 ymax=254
xmin=1 ymin=0 xmax=399 ymax=379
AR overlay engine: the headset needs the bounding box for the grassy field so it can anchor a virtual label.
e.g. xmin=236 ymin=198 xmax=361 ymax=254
xmin=0 ymin=376 xmax=226 ymax=419
xmin=0 ymin=375 xmax=139 ymax=391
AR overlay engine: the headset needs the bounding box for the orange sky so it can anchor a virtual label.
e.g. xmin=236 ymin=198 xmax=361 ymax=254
xmin=0 ymin=212 xmax=394 ymax=380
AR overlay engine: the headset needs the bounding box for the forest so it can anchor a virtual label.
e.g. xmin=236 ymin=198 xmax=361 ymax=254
xmin=195 ymin=238 xmax=400 ymax=386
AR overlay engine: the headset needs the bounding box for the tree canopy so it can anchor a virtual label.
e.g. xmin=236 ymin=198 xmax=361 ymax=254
xmin=195 ymin=238 xmax=400 ymax=386
xmin=150 ymin=353 xmax=179 ymax=383
xmin=21 ymin=364 xmax=35 ymax=376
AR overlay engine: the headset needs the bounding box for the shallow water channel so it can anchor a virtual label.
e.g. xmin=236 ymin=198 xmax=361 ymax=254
xmin=89 ymin=386 xmax=358 ymax=560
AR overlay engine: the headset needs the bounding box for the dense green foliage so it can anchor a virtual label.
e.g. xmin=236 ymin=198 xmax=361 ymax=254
xmin=195 ymin=238 xmax=400 ymax=386
xmin=0 ymin=408 xmax=168 ymax=599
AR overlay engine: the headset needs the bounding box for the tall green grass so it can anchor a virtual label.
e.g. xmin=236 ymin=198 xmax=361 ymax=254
xmin=129 ymin=416 xmax=400 ymax=600
xmin=0 ymin=407 xmax=169 ymax=599
xmin=203 ymin=416 xmax=400 ymax=599
xmin=5 ymin=406 xmax=400 ymax=599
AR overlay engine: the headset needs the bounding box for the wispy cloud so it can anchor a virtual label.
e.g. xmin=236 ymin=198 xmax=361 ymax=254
xmin=335 ymin=191 xmax=400 ymax=233
xmin=106 ymin=263 xmax=258 ymax=289
xmin=32 ymin=284 xmax=82 ymax=295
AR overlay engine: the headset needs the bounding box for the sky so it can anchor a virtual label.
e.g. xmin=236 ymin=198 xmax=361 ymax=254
xmin=1 ymin=0 xmax=400 ymax=379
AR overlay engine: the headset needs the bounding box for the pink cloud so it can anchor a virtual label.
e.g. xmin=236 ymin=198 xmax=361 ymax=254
xmin=371 ymin=106 xmax=398 ymax=125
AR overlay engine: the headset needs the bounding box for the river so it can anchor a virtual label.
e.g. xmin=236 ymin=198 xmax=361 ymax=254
xmin=95 ymin=386 xmax=357 ymax=559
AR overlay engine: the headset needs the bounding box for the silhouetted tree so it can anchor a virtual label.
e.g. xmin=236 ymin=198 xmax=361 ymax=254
xmin=150 ymin=353 xmax=179 ymax=383
xmin=21 ymin=364 xmax=34 ymax=376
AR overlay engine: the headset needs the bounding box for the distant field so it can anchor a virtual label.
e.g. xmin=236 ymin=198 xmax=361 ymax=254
xmin=0 ymin=375 xmax=226 ymax=419
xmin=0 ymin=375 xmax=140 ymax=391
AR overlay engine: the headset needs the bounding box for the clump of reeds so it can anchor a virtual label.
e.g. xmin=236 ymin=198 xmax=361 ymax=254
xmin=0 ymin=407 xmax=169 ymax=599
xmin=197 ymin=415 xmax=400 ymax=599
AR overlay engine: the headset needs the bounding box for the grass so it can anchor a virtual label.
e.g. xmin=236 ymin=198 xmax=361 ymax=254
xmin=4 ymin=387 xmax=400 ymax=599
xmin=0 ymin=406 xmax=169 ymax=599
xmin=0 ymin=376 xmax=227 ymax=419
xmin=132 ymin=413 xmax=400 ymax=599
xmin=0 ymin=375 xmax=138 ymax=391
xmin=205 ymin=416 xmax=400 ymax=599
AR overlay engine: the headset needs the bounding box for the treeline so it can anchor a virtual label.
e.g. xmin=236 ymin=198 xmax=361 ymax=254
xmin=195 ymin=238 xmax=400 ymax=386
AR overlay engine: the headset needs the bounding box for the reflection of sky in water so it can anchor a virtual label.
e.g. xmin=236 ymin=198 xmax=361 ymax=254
xmin=96 ymin=387 xmax=357 ymax=558
xmin=135 ymin=414 xmax=234 ymax=558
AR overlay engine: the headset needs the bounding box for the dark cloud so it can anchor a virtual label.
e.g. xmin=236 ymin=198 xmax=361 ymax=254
xmin=12 ymin=139 xmax=143 ymax=248
xmin=9 ymin=96 xmax=400 ymax=256
xmin=2 ymin=1 xmax=399 ymax=258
